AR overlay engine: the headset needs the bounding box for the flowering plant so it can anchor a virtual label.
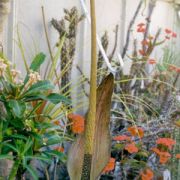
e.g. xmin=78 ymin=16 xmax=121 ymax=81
xmin=0 ymin=53 xmax=70 ymax=179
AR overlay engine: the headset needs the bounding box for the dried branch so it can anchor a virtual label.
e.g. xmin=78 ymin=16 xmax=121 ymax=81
xmin=122 ymin=0 xmax=143 ymax=58
xmin=109 ymin=25 xmax=119 ymax=61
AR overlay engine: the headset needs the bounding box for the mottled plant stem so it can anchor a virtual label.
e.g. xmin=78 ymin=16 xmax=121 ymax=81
xmin=81 ymin=0 xmax=97 ymax=179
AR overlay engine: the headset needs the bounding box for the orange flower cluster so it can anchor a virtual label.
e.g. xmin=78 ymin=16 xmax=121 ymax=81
xmin=68 ymin=114 xmax=85 ymax=134
xmin=152 ymin=137 xmax=176 ymax=164
xmin=125 ymin=142 xmax=138 ymax=154
xmin=54 ymin=146 xmax=64 ymax=153
xmin=113 ymin=135 xmax=131 ymax=141
xmin=141 ymin=168 xmax=154 ymax=180
xmin=102 ymin=158 xmax=116 ymax=173
xmin=127 ymin=126 xmax=144 ymax=138
xmin=156 ymin=138 xmax=176 ymax=150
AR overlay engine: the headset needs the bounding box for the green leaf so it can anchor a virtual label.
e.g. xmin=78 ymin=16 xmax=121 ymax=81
xmin=9 ymin=118 xmax=24 ymax=129
xmin=8 ymin=134 xmax=28 ymax=141
xmin=47 ymin=93 xmax=71 ymax=104
xmin=2 ymin=143 xmax=19 ymax=154
xmin=25 ymin=155 xmax=52 ymax=163
xmin=23 ymin=139 xmax=33 ymax=154
xmin=30 ymin=53 xmax=46 ymax=71
xmin=8 ymin=100 xmax=26 ymax=118
xmin=24 ymin=53 xmax=46 ymax=84
xmin=157 ymin=64 xmax=166 ymax=72
xmin=24 ymin=80 xmax=54 ymax=96
xmin=0 ymin=154 xmax=13 ymax=160
xmin=44 ymin=150 xmax=66 ymax=162
xmin=45 ymin=135 xmax=62 ymax=146
xmin=25 ymin=165 xmax=38 ymax=180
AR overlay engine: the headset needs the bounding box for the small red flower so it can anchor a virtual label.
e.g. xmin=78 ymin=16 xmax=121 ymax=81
xmin=54 ymin=146 xmax=64 ymax=153
xmin=151 ymin=147 xmax=160 ymax=155
xmin=176 ymin=154 xmax=180 ymax=159
xmin=172 ymin=32 xmax=177 ymax=38
xmin=53 ymin=120 xmax=60 ymax=126
xmin=139 ymin=49 xmax=146 ymax=56
xmin=137 ymin=27 xmax=146 ymax=33
xmin=148 ymin=59 xmax=156 ymax=65
xmin=141 ymin=39 xmax=149 ymax=46
xmin=165 ymin=29 xmax=172 ymax=34
xmin=127 ymin=126 xmax=144 ymax=138
xmin=175 ymin=67 xmax=180 ymax=73
xmin=102 ymin=158 xmax=115 ymax=173
xmin=141 ymin=168 xmax=154 ymax=180
xmin=137 ymin=23 xmax=145 ymax=27
xmin=125 ymin=142 xmax=138 ymax=154
xmin=113 ymin=135 xmax=131 ymax=141
xmin=168 ymin=65 xmax=180 ymax=73
xmin=159 ymin=151 xmax=171 ymax=164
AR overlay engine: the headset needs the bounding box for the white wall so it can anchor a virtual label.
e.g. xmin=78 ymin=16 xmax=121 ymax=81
xmin=2 ymin=0 xmax=180 ymax=103
xmin=3 ymin=0 xmax=179 ymax=71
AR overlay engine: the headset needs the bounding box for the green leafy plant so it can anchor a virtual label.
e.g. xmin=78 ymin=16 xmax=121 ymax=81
xmin=0 ymin=53 xmax=70 ymax=179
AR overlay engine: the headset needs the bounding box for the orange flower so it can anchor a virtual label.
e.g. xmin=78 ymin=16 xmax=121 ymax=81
xmin=137 ymin=27 xmax=146 ymax=33
xmin=165 ymin=28 xmax=171 ymax=34
xmin=139 ymin=49 xmax=146 ymax=56
xmin=141 ymin=168 xmax=154 ymax=180
xmin=169 ymin=65 xmax=177 ymax=71
xmin=148 ymin=59 xmax=156 ymax=65
xmin=168 ymin=65 xmax=180 ymax=73
xmin=156 ymin=138 xmax=176 ymax=150
xmin=125 ymin=142 xmax=138 ymax=154
xmin=137 ymin=23 xmax=145 ymax=27
xmin=141 ymin=39 xmax=149 ymax=46
xmin=102 ymin=158 xmax=115 ymax=173
xmin=127 ymin=126 xmax=144 ymax=138
xmin=176 ymin=154 xmax=180 ymax=159
xmin=151 ymin=147 xmax=160 ymax=155
xmin=53 ymin=120 xmax=60 ymax=126
xmin=54 ymin=146 xmax=64 ymax=153
xmin=113 ymin=135 xmax=131 ymax=141
xmin=175 ymin=67 xmax=180 ymax=73
xmin=159 ymin=151 xmax=171 ymax=164
xmin=68 ymin=114 xmax=85 ymax=134
xmin=172 ymin=32 xmax=177 ymax=38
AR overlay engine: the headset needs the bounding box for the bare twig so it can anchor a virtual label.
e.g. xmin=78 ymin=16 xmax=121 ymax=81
xmin=143 ymin=0 xmax=156 ymax=48
xmin=122 ymin=0 xmax=143 ymax=58
xmin=109 ymin=25 xmax=119 ymax=61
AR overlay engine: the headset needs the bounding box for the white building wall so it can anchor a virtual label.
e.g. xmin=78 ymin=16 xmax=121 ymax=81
xmin=1 ymin=0 xmax=180 ymax=83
